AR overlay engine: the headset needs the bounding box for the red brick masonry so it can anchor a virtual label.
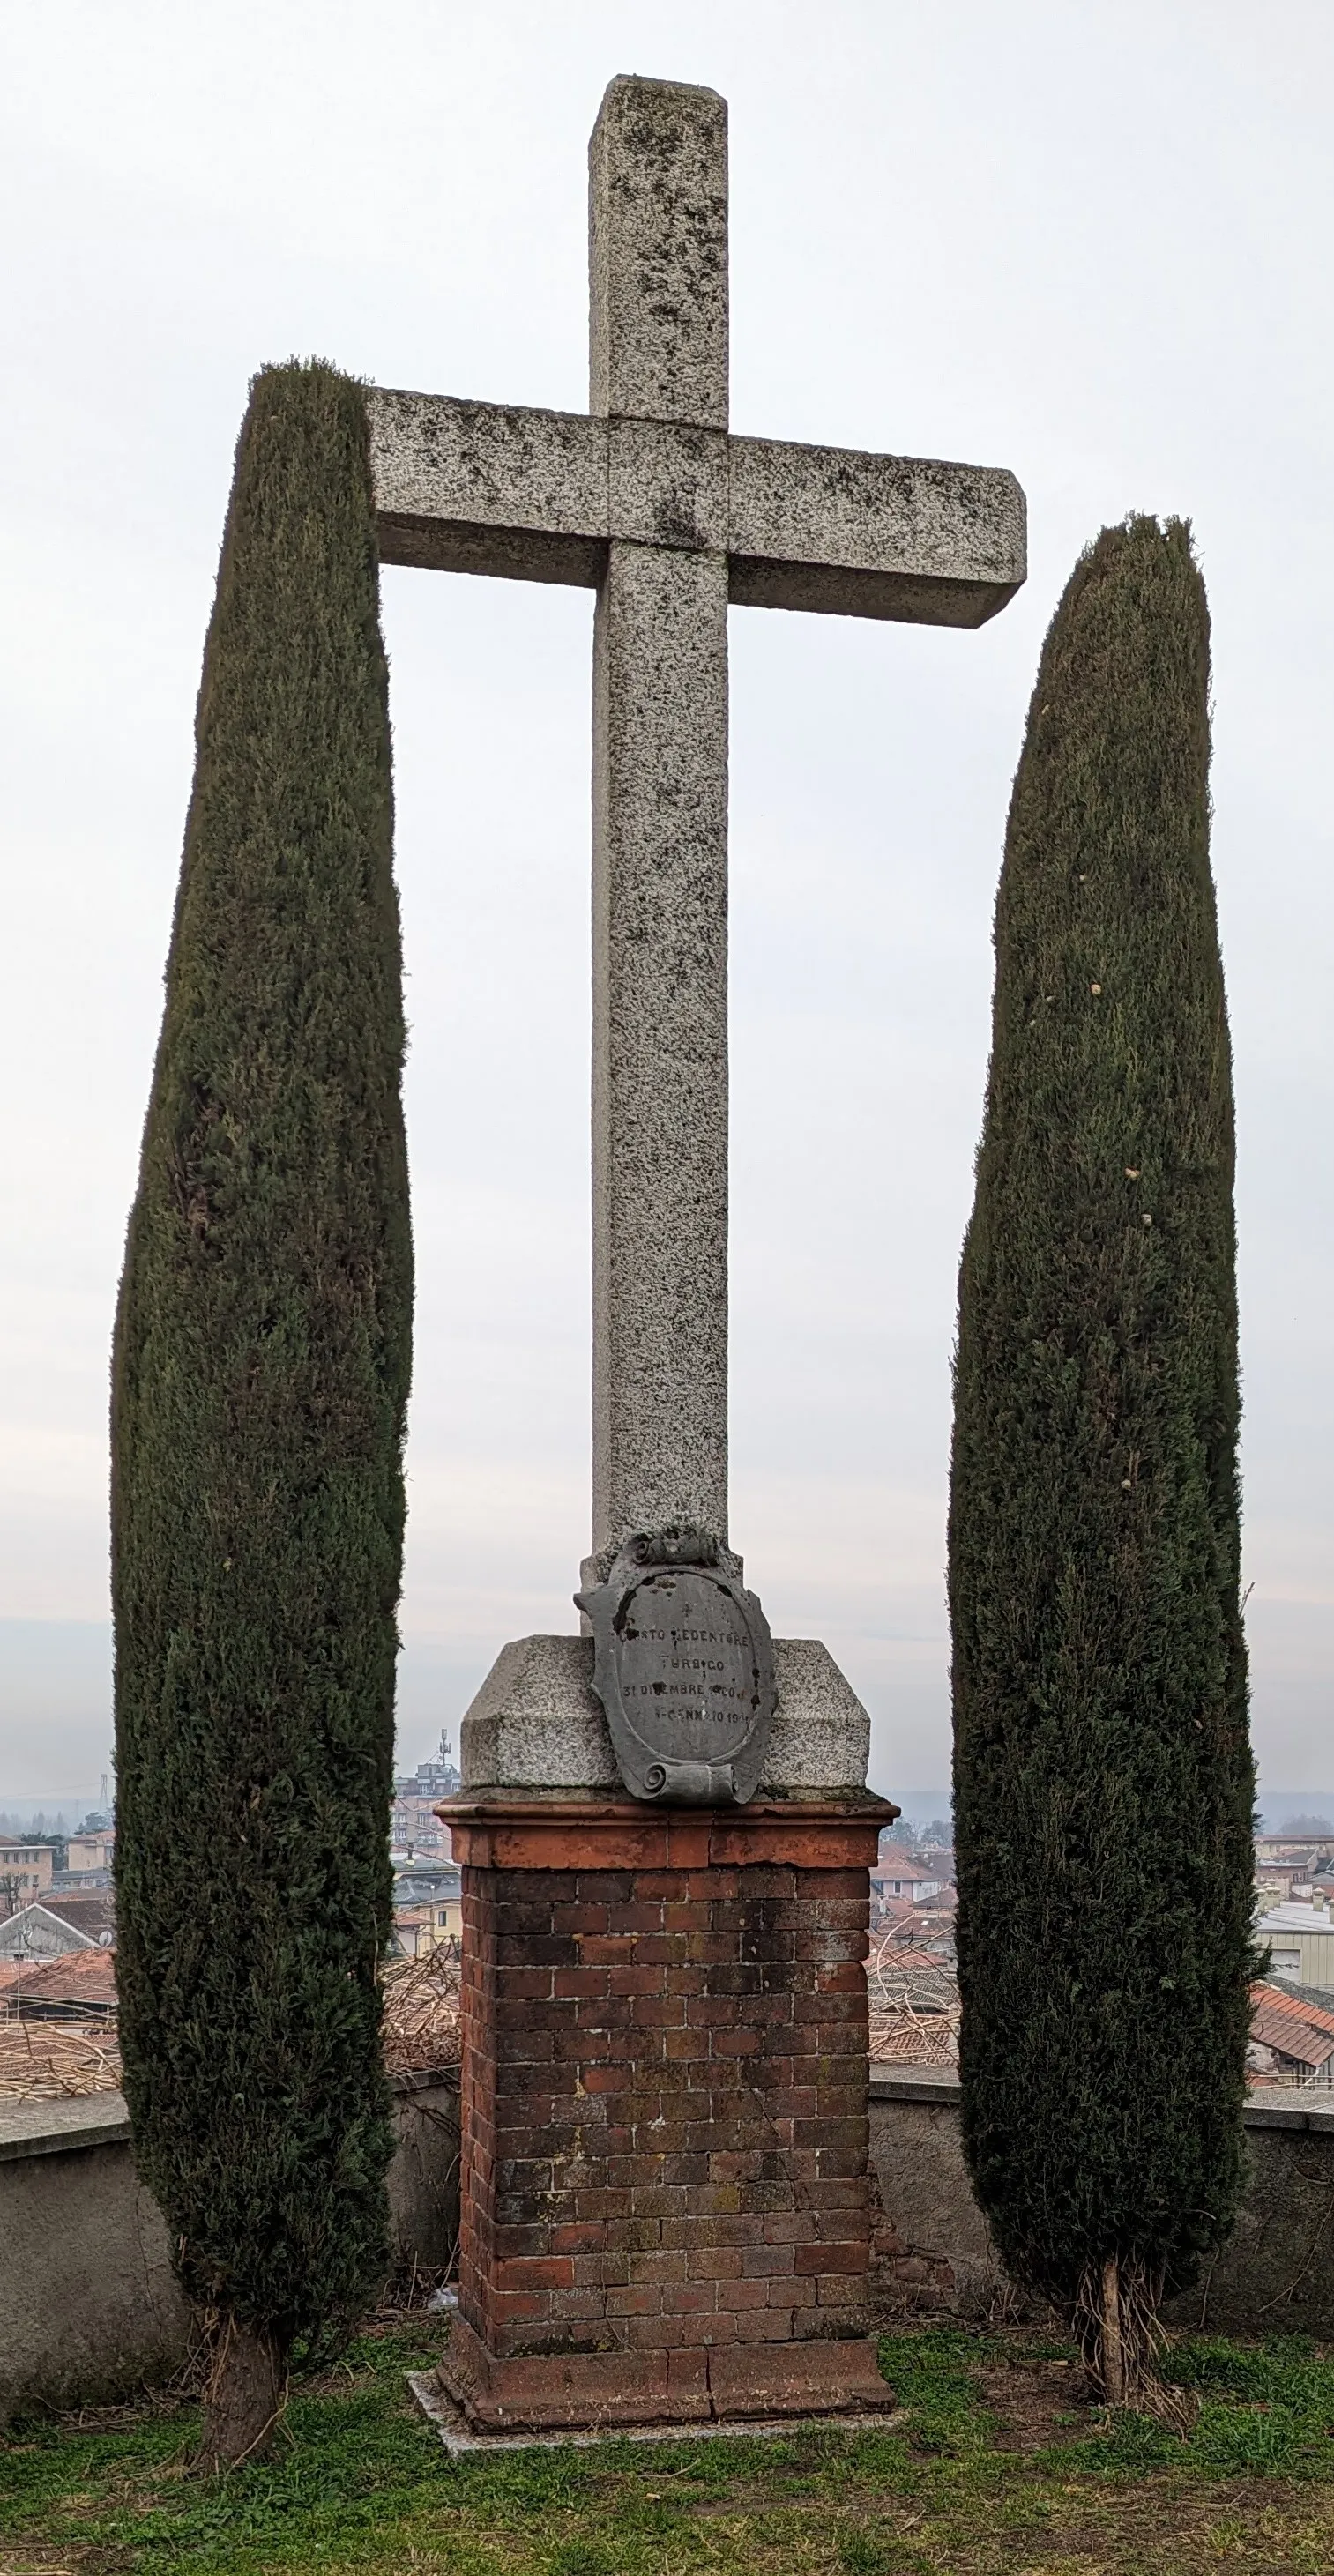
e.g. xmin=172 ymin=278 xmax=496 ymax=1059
xmin=435 ymin=1797 xmax=897 ymax=2432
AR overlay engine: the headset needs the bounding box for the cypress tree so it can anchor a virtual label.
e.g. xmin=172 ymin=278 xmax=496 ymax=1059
xmin=112 ymin=361 xmax=411 ymax=2465
xmin=949 ymin=517 xmax=1255 ymax=2397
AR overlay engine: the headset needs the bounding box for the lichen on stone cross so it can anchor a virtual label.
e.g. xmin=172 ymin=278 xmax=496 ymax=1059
xmin=368 ymin=72 xmax=1025 ymax=1587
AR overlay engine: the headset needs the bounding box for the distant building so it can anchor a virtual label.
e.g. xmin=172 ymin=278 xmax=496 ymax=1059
xmin=40 ymin=1893 xmax=116 ymax=1944
xmin=65 ymin=1826 xmax=115 ymax=1874
xmin=0 ymin=1840 xmax=56 ymax=1905
xmin=1255 ymin=1863 xmax=1313 ymax=1905
xmin=391 ymin=1858 xmax=463 ymax=1956
xmin=390 ymin=1732 xmax=461 ymax=1859
xmin=871 ymin=1844 xmax=946 ymax=1912
xmin=391 ymin=1797 xmax=446 ymax=1858
xmin=1255 ymin=1834 xmax=1333 ymax=1869
xmin=1256 ymin=1899 xmax=1334 ymax=1989
xmin=0 ymin=1900 xmax=101 ymax=1962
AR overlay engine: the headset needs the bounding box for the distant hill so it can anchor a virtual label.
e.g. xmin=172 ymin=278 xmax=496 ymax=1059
xmin=1257 ymin=1794 xmax=1334 ymax=1834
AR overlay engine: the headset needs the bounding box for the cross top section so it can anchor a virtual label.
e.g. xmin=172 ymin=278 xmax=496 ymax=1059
xmin=590 ymin=76 xmax=727 ymax=428
xmin=369 ymin=76 xmax=1025 ymax=1570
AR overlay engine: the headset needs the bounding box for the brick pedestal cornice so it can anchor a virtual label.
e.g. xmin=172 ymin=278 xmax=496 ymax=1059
xmin=434 ymin=1794 xmax=897 ymax=2434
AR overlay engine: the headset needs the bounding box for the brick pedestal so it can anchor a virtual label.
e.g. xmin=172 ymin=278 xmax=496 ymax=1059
xmin=435 ymin=1796 xmax=896 ymax=2433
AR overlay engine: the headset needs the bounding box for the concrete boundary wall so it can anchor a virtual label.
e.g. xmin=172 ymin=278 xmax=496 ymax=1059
xmin=0 ymin=2072 xmax=461 ymax=2425
xmin=869 ymin=2068 xmax=1334 ymax=2340
xmin=4 ymin=2068 xmax=1330 ymax=2422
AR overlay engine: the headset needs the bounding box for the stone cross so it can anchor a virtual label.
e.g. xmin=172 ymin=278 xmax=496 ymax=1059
xmin=369 ymin=75 xmax=1024 ymax=1572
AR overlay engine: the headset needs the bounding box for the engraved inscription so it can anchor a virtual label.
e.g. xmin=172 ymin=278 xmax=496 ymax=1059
xmin=576 ymin=1529 xmax=777 ymax=1804
xmin=615 ymin=1567 xmax=757 ymax=1765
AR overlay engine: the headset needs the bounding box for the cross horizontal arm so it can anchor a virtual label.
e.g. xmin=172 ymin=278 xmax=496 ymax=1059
xmin=370 ymin=390 xmax=607 ymax=586
xmin=369 ymin=387 xmax=1025 ymax=627
xmin=727 ymin=436 xmax=1025 ymax=628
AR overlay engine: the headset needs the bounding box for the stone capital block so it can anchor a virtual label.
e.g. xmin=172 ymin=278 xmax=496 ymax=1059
xmin=457 ymin=1634 xmax=873 ymax=1798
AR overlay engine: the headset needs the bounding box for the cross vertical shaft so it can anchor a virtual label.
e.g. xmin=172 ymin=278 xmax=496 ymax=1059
xmin=589 ymin=79 xmax=731 ymax=1560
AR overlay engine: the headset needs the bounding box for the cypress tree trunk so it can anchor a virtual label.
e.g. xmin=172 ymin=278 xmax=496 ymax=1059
xmin=112 ymin=361 xmax=411 ymax=2466
xmin=949 ymin=517 xmax=1254 ymax=2401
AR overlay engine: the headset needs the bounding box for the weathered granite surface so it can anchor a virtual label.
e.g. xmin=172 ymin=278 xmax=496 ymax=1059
xmin=589 ymin=75 xmax=728 ymax=430
xmin=370 ymin=391 xmax=606 ymax=582
xmin=460 ymin=1637 xmax=619 ymax=1795
xmin=592 ymin=535 xmax=730 ymax=1552
xmin=765 ymin=1639 xmax=871 ymax=1791
xmin=369 ymin=391 xmax=1025 ymax=622
xmin=458 ymin=1633 xmax=870 ymax=1795
xmin=589 ymin=78 xmax=732 ymax=1560
xmin=727 ymin=436 xmax=1027 ymax=624
xmin=369 ymin=74 xmax=1024 ymax=1584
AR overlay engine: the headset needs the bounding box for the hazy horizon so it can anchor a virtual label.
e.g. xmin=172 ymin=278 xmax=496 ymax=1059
xmin=1 ymin=1618 xmax=1329 ymax=1830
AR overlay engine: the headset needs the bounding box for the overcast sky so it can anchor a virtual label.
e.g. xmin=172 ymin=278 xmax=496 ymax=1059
xmin=2 ymin=0 xmax=1332 ymax=1814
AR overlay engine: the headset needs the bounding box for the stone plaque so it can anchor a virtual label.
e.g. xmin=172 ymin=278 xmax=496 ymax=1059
xmin=576 ymin=1528 xmax=775 ymax=1804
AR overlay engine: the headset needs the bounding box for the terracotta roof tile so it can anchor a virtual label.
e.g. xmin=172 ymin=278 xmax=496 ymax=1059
xmin=41 ymin=1895 xmax=115 ymax=1939
xmin=1250 ymin=1979 xmax=1334 ymax=2068
xmin=11 ymin=1947 xmax=118 ymax=2007
xmin=869 ymin=2016 xmax=958 ymax=2066
xmin=1252 ymin=1977 xmax=1334 ymax=2036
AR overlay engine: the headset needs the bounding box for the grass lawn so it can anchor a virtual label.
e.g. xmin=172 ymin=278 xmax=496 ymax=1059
xmin=2 ymin=2322 xmax=1332 ymax=2576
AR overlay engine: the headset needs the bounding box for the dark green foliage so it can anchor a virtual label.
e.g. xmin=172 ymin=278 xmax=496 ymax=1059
xmin=112 ymin=361 xmax=411 ymax=2350
xmin=949 ymin=517 xmax=1255 ymax=2316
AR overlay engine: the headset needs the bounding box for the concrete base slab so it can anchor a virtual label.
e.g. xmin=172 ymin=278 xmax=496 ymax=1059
xmin=408 ymin=2371 xmax=905 ymax=2455
xmin=429 ymin=2307 xmax=894 ymax=2438
xmin=458 ymin=1633 xmax=870 ymax=1794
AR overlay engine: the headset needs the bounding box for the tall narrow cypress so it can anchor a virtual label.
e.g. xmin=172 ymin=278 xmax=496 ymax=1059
xmin=949 ymin=518 xmax=1254 ymax=2395
xmin=112 ymin=362 xmax=412 ymax=2465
